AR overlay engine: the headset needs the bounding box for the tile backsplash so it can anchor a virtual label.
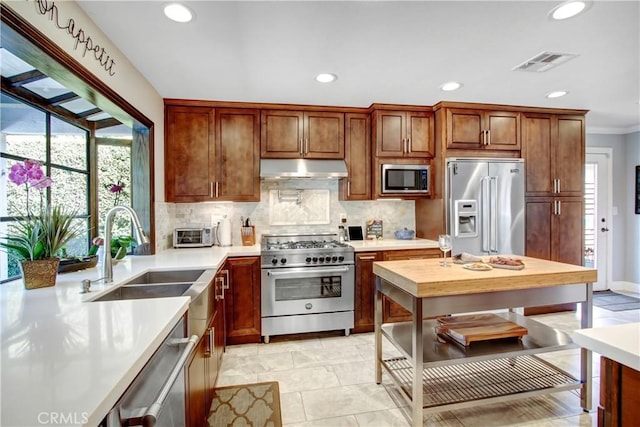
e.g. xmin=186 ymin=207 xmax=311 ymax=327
xmin=156 ymin=179 xmax=416 ymax=251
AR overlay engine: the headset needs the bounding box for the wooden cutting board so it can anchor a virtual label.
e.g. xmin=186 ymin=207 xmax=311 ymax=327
xmin=435 ymin=313 xmax=528 ymax=346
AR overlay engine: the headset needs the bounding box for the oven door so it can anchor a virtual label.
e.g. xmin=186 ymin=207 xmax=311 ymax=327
xmin=261 ymin=265 xmax=354 ymax=316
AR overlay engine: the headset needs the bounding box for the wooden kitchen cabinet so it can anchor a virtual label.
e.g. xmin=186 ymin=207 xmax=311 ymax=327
xmin=354 ymin=251 xmax=382 ymax=333
xmin=522 ymin=113 xmax=585 ymax=197
xmin=599 ymin=357 xmax=640 ymax=427
xmin=372 ymin=109 xmax=435 ymax=158
xmin=524 ymin=197 xmax=584 ymax=315
xmin=224 ymin=257 xmax=261 ymax=344
xmin=340 ymin=113 xmax=371 ymax=200
xmin=165 ymin=105 xmax=260 ymax=202
xmin=165 ymin=106 xmax=215 ymax=202
xmin=261 ymin=109 xmax=345 ymax=159
xmin=186 ymin=265 xmax=228 ymax=427
xmin=354 ymin=248 xmax=442 ymax=333
xmin=443 ymin=108 xmax=520 ymax=151
xmin=186 ymin=337 xmax=208 ymax=427
xmin=382 ymin=248 xmax=441 ymax=322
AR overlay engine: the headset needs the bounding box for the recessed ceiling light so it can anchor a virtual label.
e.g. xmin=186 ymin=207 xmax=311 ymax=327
xmin=546 ymin=90 xmax=569 ymax=99
xmin=315 ymin=73 xmax=337 ymax=83
xmin=440 ymin=81 xmax=463 ymax=91
xmin=549 ymin=1 xmax=588 ymax=20
xmin=164 ymin=3 xmax=193 ymax=23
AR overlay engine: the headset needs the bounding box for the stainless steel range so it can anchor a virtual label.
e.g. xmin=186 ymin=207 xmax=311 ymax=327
xmin=261 ymin=232 xmax=355 ymax=343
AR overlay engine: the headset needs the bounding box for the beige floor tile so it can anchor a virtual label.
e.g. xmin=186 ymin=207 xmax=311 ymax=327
xmin=218 ymin=307 xmax=637 ymax=427
xmin=284 ymin=415 xmax=359 ymax=426
xmin=281 ymin=392 xmax=306 ymax=424
xmin=220 ymin=351 xmax=294 ymax=376
xmin=301 ymin=383 xmax=397 ymax=420
xmin=292 ymin=346 xmax=366 ymax=369
xmin=258 ymin=366 xmax=341 ymax=393
xmin=215 ymin=371 xmax=258 ymax=387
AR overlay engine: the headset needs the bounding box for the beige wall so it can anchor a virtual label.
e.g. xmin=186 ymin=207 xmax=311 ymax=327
xmin=3 ymin=0 xmax=166 ymax=201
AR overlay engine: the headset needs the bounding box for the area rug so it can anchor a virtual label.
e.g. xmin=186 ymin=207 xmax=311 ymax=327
xmin=593 ymin=291 xmax=640 ymax=312
xmin=208 ymin=381 xmax=282 ymax=427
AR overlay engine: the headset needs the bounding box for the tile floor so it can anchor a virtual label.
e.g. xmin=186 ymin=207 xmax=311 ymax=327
xmin=217 ymin=295 xmax=639 ymax=427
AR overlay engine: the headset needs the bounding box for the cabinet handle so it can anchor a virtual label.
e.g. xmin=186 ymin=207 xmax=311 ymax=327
xmin=556 ymin=179 xmax=560 ymax=193
xmin=204 ymin=327 xmax=212 ymax=357
xmin=209 ymin=182 xmax=213 ymax=198
xmin=359 ymin=256 xmax=377 ymax=260
xmin=406 ymin=137 xmax=411 ymax=153
xmin=347 ymin=180 xmax=351 ymax=196
xmin=557 ymin=200 xmax=561 ymax=215
xmin=222 ymin=269 xmax=230 ymax=290
xmin=305 ymin=139 xmax=309 ymax=154
xmin=482 ymin=130 xmax=486 ymax=145
xmin=487 ymin=129 xmax=491 ymax=145
xmin=215 ymin=182 xmax=219 ymax=198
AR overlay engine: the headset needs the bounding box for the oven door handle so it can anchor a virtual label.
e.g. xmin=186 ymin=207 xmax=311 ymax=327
xmin=267 ymin=267 xmax=350 ymax=276
xmin=121 ymin=334 xmax=198 ymax=427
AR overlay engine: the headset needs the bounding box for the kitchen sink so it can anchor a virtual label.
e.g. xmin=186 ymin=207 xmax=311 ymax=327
xmin=90 ymin=269 xmax=207 ymax=302
xmin=121 ymin=269 xmax=206 ymax=285
xmin=92 ymin=283 xmax=194 ymax=302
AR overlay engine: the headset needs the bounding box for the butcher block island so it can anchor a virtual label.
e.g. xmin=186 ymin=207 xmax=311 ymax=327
xmin=372 ymin=256 xmax=597 ymax=427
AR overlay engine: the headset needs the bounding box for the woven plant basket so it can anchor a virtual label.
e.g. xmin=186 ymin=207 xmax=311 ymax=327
xmin=20 ymin=258 xmax=60 ymax=290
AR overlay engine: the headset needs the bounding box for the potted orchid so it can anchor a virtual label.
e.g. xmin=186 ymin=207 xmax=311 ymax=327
xmin=0 ymin=159 xmax=83 ymax=289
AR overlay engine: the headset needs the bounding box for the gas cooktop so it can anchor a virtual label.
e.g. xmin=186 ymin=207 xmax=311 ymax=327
xmin=261 ymin=232 xmax=354 ymax=268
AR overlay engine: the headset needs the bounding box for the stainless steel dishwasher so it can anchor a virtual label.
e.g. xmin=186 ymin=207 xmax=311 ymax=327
xmin=103 ymin=316 xmax=197 ymax=427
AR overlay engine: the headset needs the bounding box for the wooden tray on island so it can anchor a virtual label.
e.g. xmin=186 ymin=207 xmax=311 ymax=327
xmin=434 ymin=313 xmax=528 ymax=347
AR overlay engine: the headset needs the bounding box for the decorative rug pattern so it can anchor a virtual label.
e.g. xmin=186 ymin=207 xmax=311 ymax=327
xmin=593 ymin=291 xmax=640 ymax=311
xmin=208 ymin=381 xmax=282 ymax=427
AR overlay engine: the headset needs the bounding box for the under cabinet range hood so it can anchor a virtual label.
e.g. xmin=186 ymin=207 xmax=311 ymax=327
xmin=260 ymin=159 xmax=348 ymax=179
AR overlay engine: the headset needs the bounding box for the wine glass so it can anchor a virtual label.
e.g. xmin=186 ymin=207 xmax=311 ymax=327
xmin=438 ymin=234 xmax=452 ymax=267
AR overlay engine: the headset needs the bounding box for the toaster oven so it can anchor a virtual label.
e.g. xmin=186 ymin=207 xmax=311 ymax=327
xmin=173 ymin=227 xmax=214 ymax=248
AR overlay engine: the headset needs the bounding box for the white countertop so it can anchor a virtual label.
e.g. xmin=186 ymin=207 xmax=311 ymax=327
xmin=0 ymin=240 xmax=433 ymax=425
xmin=571 ymin=323 xmax=640 ymax=371
xmin=0 ymin=244 xmax=260 ymax=427
xmin=347 ymin=238 xmax=439 ymax=251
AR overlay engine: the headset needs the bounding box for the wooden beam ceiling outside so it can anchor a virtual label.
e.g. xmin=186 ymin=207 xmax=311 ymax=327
xmin=5 ymin=69 xmax=46 ymax=86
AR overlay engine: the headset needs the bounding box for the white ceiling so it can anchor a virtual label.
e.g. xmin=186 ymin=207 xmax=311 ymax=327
xmin=77 ymin=1 xmax=640 ymax=134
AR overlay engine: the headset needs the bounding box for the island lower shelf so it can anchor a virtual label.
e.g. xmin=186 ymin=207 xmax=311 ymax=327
xmin=382 ymin=354 xmax=581 ymax=412
xmin=380 ymin=312 xmax=576 ymax=366
xmin=379 ymin=312 xmax=582 ymax=412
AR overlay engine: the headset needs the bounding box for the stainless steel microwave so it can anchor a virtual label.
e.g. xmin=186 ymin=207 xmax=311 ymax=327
xmin=173 ymin=227 xmax=214 ymax=248
xmin=381 ymin=164 xmax=430 ymax=194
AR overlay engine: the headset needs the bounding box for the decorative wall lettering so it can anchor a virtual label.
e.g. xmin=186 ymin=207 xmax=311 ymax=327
xmin=33 ymin=0 xmax=116 ymax=76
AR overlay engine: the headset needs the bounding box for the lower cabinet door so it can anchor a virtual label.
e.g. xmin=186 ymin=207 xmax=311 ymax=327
xmin=187 ymin=337 xmax=208 ymax=427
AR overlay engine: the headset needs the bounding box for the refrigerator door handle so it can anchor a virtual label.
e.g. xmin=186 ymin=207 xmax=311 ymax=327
xmin=481 ymin=177 xmax=491 ymax=252
xmin=490 ymin=176 xmax=498 ymax=253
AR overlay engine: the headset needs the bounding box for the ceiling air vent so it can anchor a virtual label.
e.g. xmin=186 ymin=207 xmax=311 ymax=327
xmin=512 ymin=51 xmax=578 ymax=72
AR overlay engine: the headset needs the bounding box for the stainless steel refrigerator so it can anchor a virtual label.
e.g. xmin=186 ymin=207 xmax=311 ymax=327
xmin=445 ymin=158 xmax=525 ymax=256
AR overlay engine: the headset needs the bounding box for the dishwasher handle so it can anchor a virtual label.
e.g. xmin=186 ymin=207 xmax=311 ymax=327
xmin=117 ymin=334 xmax=198 ymax=427
xmin=143 ymin=334 xmax=198 ymax=426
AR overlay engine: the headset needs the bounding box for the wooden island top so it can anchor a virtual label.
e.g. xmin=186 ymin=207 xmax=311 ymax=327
xmin=372 ymin=255 xmax=597 ymax=298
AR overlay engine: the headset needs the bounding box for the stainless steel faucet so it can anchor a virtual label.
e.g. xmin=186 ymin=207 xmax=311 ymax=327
xmin=102 ymin=205 xmax=150 ymax=283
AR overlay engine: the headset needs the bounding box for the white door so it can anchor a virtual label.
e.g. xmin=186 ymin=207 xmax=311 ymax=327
xmin=585 ymin=150 xmax=612 ymax=291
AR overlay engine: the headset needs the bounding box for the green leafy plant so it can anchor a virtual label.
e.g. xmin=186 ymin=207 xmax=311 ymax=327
xmin=0 ymin=160 xmax=83 ymax=261
xmin=88 ymin=235 xmax=136 ymax=260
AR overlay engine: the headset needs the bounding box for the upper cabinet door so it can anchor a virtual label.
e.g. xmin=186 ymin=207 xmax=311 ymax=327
xmin=406 ymin=111 xmax=435 ymax=157
xmin=340 ymin=113 xmax=371 ymax=200
xmin=373 ymin=109 xmax=434 ymax=158
xmin=260 ymin=110 xmax=344 ymax=159
xmin=446 ymin=108 xmax=520 ymax=150
xmin=216 ymin=108 xmax=260 ymax=201
xmin=165 ymin=106 xmax=215 ymax=202
xmin=522 ymin=113 xmax=584 ymax=197
xmin=260 ymin=110 xmax=304 ymax=158
xmin=304 ymin=111 xmax=345 ymax=159
xmin=375 ymin=110 xmax=405 ymax=157
xmin=555 ymin=116 xmax=585 ymax=196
